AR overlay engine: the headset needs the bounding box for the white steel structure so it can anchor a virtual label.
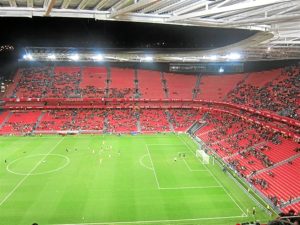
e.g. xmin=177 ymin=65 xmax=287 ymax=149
xmin=2 ymin=0 xmax=300 ymax=61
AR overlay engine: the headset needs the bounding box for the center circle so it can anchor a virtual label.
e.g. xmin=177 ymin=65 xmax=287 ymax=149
xmin=7 ymin=154 xmax=70 ymax=176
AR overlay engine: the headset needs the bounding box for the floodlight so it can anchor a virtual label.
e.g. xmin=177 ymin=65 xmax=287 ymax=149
xmin=226 ymin=53 xmax=241 ymax=60
xmin=208 ymin=55 xmax=218 ymax=60
xmin=144 ymin=55 xmax=153 ymax=62
xmin=70 ymin=54 xmax=79 ymax=61
xmin=23 ymin=54 xmax=33 ymax=60
xmin=93 ymin=54 xmax=103 ymax=61
xmin=47 ymin=54 xmax=56 ymax=60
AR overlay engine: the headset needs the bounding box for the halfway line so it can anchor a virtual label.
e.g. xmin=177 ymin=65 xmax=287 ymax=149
xmin=0 ymin=137 xmax=65 ymax=207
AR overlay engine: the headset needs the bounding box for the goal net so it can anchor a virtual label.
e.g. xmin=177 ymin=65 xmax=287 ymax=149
xmin=196 ymin=150 xmax=210 ymax=164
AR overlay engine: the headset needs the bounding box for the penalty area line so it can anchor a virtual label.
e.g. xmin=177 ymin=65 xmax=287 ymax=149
xmin=159 ymin=185 xmax=222 ymax=190
xmin=176 ymin=135 xmax=247 ymax=216
xmin=50 ymin=215 xmax=247 ymax=225
xmin=182 ymin=158 xmax=208 ymax=172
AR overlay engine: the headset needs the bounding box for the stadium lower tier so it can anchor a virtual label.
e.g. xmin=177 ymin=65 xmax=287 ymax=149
xmin=0 ymin=109 xmax=204 ymax=134
xmin=0 ymin=108 xmax=299 ymax=214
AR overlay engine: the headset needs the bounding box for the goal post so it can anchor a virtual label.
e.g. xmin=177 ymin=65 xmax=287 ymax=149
xmin=196 ymin=150 xmax=210 ymax=164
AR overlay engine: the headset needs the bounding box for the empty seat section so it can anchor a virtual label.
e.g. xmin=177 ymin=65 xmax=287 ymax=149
xmin=164 ymin=73 xmax=196 ymax=99
xmin=109 ymin=68 xmax=134 ymax=98
xmin=282 ymin=202 xmax=300 ymax=214
xmin=0 ymin=111 xmax=10 ymax=125
xmin=244 ymin=69 xmax=281 ymax=87
xmin=0 ymin=111 xmax=40 ymax=134
xmin=264 ymin=139 xmax=300 ymax=163
xmin=230 ymin=154 xmax=265 ymax=175
xmin=196 ymin=124 xmax=216 ymax=137
xmin=80 ymin=67 xmax=107 ymax=98
xmin=253 ymin=157 xmax=300 ymax=202
xmin=138 ymin=70 xmax=164 ymax=99
xmin=197 ymin=74 xmax=244 ymax=101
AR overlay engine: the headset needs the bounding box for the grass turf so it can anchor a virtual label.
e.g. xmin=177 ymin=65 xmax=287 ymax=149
xmin=0 ymin=133 xmax=272 ymax=225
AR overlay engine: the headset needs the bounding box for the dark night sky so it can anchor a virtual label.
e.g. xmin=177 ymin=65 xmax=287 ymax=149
xmin=0 ymin=17 xmax=256 ymax=49
xmin=0 ymin=17 xmax=258 ymax=77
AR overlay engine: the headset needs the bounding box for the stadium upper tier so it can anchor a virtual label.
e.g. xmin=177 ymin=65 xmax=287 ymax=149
xmin=2 ymin=65 xmax=299 ymax=121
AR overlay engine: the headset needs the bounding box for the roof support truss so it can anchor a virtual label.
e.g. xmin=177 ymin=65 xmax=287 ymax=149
xmin=77 ymin=0 xmax=90 ymax=9
xmin=9 ymin=0 xmax=17 ymax=7
xmin=61 ymin=0 xmax=72 ymax=9
xmin=173 ymin=0 xmax=218 ymax=16
xmin=45 ymin=0 xmax=56 ymax=15
xmin=93 ymin=0 xmax=111 ymax=10
xmin=27 ymin=0 xmax=33 ymax=7
xmin=155 ymin=0 xmax=190 ymax=14
xmin=139 ymin=0 xmax=173 ymax=13
xmin=110 ymin=0 xmax=159 ymax=18
xmin=166 ymin=0 xmax=289 ymax=22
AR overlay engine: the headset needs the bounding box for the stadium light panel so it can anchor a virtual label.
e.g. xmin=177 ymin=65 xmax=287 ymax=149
xmin=70 ymin=54 xmax=79 ymax=61
xmin=207 ymin=55 xmax=218 ymax=60
xmin=144 ymin=55 xmax=153 ymax=62
xmin=226 ymin=53 xmax=241 ymax=60
xmin=47 ymin=54 xmax=56 ymax=60
xmin=23 ymin=54 xmax=33 ymax=60
xmin=93 ymin=54 xmax=103 ymax=61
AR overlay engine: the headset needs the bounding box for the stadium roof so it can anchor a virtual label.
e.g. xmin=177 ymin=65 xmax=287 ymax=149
xmin=2 ymin=0 xmax=300 ymax=62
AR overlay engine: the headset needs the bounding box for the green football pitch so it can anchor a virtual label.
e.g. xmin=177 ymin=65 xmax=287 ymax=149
xmin=0 ymin=134 xmax=272 ymax=225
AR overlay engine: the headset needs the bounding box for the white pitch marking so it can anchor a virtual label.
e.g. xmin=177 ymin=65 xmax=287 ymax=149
xmin=139 ymin=154 xmax=153 ymax=170
xmin=159 ymin=185 xmax=222 ymax=190
xmin=176 ymin=135 xmax=247 ymax=216
xmin=6 ymin=154 xmax=70 ymax=176
xmin=51 ymin=215 xmax=247 ymax=225
xmin=0 ymin=137 xmax=65 ymax=207
xmin=182 ymin=158 xmax=207 ymax=172
xmin=145 ymin=145 xmax=160 ymax=189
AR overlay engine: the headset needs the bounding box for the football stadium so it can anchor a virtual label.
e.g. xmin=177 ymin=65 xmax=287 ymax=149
xmin=0 ymin=1 xmax=300 ymax=225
